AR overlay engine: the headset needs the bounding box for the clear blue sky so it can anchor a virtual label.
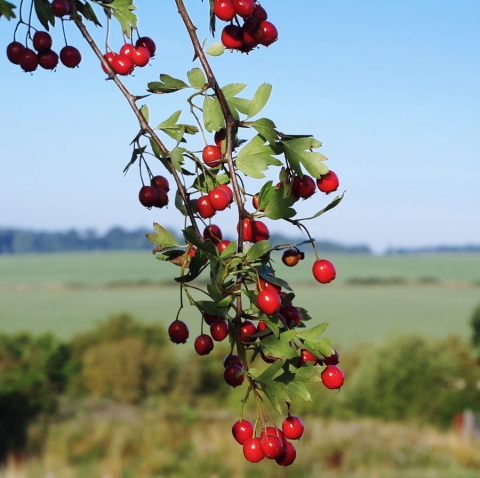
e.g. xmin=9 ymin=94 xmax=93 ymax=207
xmin=0 ymin=1 xmax=479 ymax=253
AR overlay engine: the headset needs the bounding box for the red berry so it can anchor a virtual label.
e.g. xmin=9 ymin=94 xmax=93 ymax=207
xmin=202 ymin=145 xmax=223 ymax=167
xmin=251 ymin=4 xmax=268 ymax=22
xmin=208 ymin=188 xmax=230 ymax=211
xmin=256 ymin=21 xmax=278 ymax=46
xmin=111 ymin=54 xmax=134 ymax=75
xmin=261 ymin=351 xmax=276 ymax=363
xmin=251 ymin=220 xmax=270 ymax=242
xmin=257 ymin=276 xmax=281 ymax=294
xmin=275 ymin=440 xmax=296 ymax=466
xmin=237 ymin=218 xmax=253 ymax=242
xmin=323 ymin=349 xmax=340 ymax=366
xmin=221 ymin=24 xmax=243 ymax=50
xmin=292 ymin=174 xmax=316 ymax=199
xmin=194 ymin=334 xmax=214 ymax=356
xmin=203 ymin=224 xmax=223 ymax=244
xmin=218 ymin=184 xmax=234 ymax=203
xmin=119 ymin=43 xmax=136 ymax=61
xmin=6 ymin=41 xmax=25 ymax=65
xmin=210 ymin=319 xmax=229 ymax=341
xmin=168 ymin=320 xmax=189 ymax=344
xmin=151 ymin=175 xmax=170 ymax=193
xmin=135 ymin=37 xmax=156 ymax=57
xmin=101 ymin=52 xmax=116 ymax=73
xmin=257 ymin=289 xmax=281 ymax=316
xmin=224 ymin=364 xmax=244 ymax=387
xmin=224 ymin=354 xmax=242 ymax=368
xmin=217 ymin=240 xmax=231 ymax=253
xmin=240 ymin=320 xmax=256 ymax=343
xmin=242 ymin=19 xmax=259 ymax=49
xmin=279 ymin=304 xmax=301 ymax=327
xmin=38 ymin=49 xmax=59 ymax=70
xmin=232 ymin=419 xmax=254 ymax=445
xmin=256 ymin=321 xmax=272 ymax=340
xmin=232 ymin=0 xmax=255 ymax=18
xmin=19 ymin=48 xmax=38 ymax=72
xmin=260 ymin=427 xmax=284 ymax=440
xmin=33 ymin=31 xmax=52 ymax=52
xmin=243 ymin=437 xmax=264 ymax=463
xmin=252 ymin=193 xmax=260 ymax=210
xmin=260 ymin=434 xmax=284 ymax=460
xmin=60 ymin=46 xmax=81 ymax=68
xmin=282 ymin=416 xmax=304 ymax=440
xmin=153 ymin=188 xmax=169 ymax=208
xmin=139 ymin=185 xmax=158 ymax=208
xmin=312 ymin=259 xmax=336 ymax=284
xmin=321 ymin=365 xmax=345 ymax=389
xmin=196 ymin=196 xmax=216 ymax=219
xmin=297 ymin=348 xmax=318 ymax=367
xmin=317 ymin=170 xmax=339 ymax=194
xmin=213 ymin=0 xmax=236 ymax=21
xmin=51 ymin=0 xmax=70 ymax=17
xmin=132 ymin=46 xmax=150 ymax=67
xmin=203 ymin=313 xmax=222 ymax=326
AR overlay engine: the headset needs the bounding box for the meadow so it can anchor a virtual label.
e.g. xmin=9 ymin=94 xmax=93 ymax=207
xmin=1 ymin=250 xmax=479 ymax=348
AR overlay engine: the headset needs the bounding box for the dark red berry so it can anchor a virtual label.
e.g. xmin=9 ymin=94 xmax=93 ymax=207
xmin=256 ymin=21 xmax=278 ymax=46
xmin=153 ymin=188 xmax=169 ymax=208
xmin=282 ymin=247 xmax=304 ymax=267
xmin=224 ymin=364 xmax=244 ymax=387
xmin=275 ymin=440 xmax=297 ymax=466
xmin=251 ymin=4 xmax=268 ymax=22
xmin=256 ymin=321 xmax=273 ymax=340
xmin=210 ymin=319 xmax=229 ymax=341
xmin=168 ymin=320 xmax=189 ymax=344
xmin=60 ymin=46 xmax=81 ymax=68
xmin=194 ymin=334 xmax=214 ymax=356
xmin=151 ymin=175 xmax=170 ymax=192
xmin=279 ymin=305 xmax=301 ymax=327
xmin=139 ymin=185 xmax=158 ymax=208
xmin=323 ymin=348 xmax=340 ymax=366
xmin=203 ymin=313 xmax=222 ymax=326
xmin=297 ymin=349 xmax=318 ymax=367
xmin=232 ymin=419 xmax=254 ymax=445
xmin=203 ymin=224 xmax=223 ymax=244
xmin=6 ymin=42 xmax=25 ymax=65
xmin=260 ymin=434 xmax=284 ymax=460
xmin=237 ymin=218 xmax=253 ymax=242
xmin=135 ymin=37 xmax=156 ymax=57
xmin=19 ymin=48 xmax=38 ymax=72
xmin=242 ymin=19 xmax=260 ymax=49
xmin=240 ymin=320 xmax=256 ymax=343
xmin=224 ymin=354 xmax=242 ymax=368
xmin=292 ymin=174 xmax=316 ymax=199
xmin=282 ymin=416 xmax=304 ymax=440
xmin=33 ymin=31 xmax=52 ymax=52
xmin=232 ymin=0 xmax=255 ymax=18
xmin=221 ymin=24 xmax=243 ymax=50
xmin=51 ymin=0 xmax=70 ymax=18
xmin=251 ymin=220 xmax=270 ymax=242
xmin=38 ymin=49 xmax=59 ymax=70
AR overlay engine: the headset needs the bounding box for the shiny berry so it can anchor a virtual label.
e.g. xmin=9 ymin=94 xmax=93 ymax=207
xmin=51 ymin=0 xmax=70 ymax=17
xmin=33 ymin=31 xmax=52 ymax=52
xmin=312 ymin=259 xmax=336 ymax=284
xmin=237 ymin=218 xmax=253 ymax=242
xmin=282 ymin=416 xmax=304 ymax=440
xmin=321 ymin=365 xmax=345 ymax=389
xmin=210 ymin=319 xmax=229 ymax=341
xmin=260 ymin=434 xmax=284 ymax=460
xmin=151 ymin=175 xmax=170 ymax=193
xmin=292 ymin=174 xmax=316 ymax=199
xmin=194 ymin=334 xmax=214 ymax=356
xmin=213 ymin=0 xmax=236 ymax=21
xmin=257 ymin=276 xmax=281 ymax=294
xmin=256 ymin=21 xmax=278 ymax=46
xmin=317 ymin=170 xmax=339 ymax=194
xmin=111 ymin=54 xmax=134 ymax=75
xmin=323 ymin=349 xmax=340 ymax=366
xmin=297 ymin=349 xmax=318 ymax=367
xmin=168 ymin=320 xmax=189 ymax=344
xmin=280 ymin=304 xmax=301 ymax=327
xmin=138 ymin=186 xmax=158 ymax=208
xmin=224 ymin=354 xmax=242 ymax=368
xmin=60 ymin=46 xmax=81 ymax=68
xmin=135 ymin=36 xmax=156 ymax=57
xmin=208 ymin=188 xmax=230 ymax=211
xmin=196 ymin=196 xmax=216 ymax=219
xmin=240 ymin=320 xmax=256 ymax=343
xmin=282 ymin=247 xmax=304 ymax=267
xmin=257 ymin=289 xmax=281 ymax=316
xmin=203 ymin=313 xmax=223 ymax=326
xmin=260 ymin=427 xmax=284 ymax=440
xmin=251 ymin=4 xmax=268 ymax=22
xmin=232 ymin=0 xmax=255 ymax=18
xmin=232 ymin=419 xmax=254 ymax=445
xmin=101 ymin=52 xmax=116 ymax=73
xmin=6 ymin=42 xmax=25 ymax=65
xmin=217 ymin=184 xmax=234 ymax=203
xmin=153 ymin=188 xmax=168 ymax=208
xmin=217 ymin=240 xmax=231 ymax=253
xmin=243 ymin=437 xmax=264 ymax=463
xmin=202 ymin=145 xmax=223 ymax=167
xmin=256 ymin=321 xmax=272 ymax=340
xmin=221 ymin=24 xmax=243 ymax=50
xmin=251 ymin=219 xmax=270 ymax=242
xmin=275 ymin=440 xmax=297 ymax=466
xmin=224 ymin=364 xmax=244 ymax=387
xmin=38 ymin=49 xmax=59 ymax=70
xmin=203 ymin=224 xmax=223 ymax=244
xmin=119 ymin=43 xmax=136 ymax=60
xmin=19 ymin=48 xmax=38 ymax=72
xmin=132 ymin=46 xmax=150 ymax=67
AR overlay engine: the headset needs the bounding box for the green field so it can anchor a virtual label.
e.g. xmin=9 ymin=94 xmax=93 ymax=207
xmin=1 ymin=251 xmax=479 ymax=348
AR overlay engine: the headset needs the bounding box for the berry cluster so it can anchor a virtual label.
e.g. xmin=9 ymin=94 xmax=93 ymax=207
xmin=139 ymin=175 xmax=170 ymax=209
xmin=214 ymin=0 xmax=278 ymax=52
xmin=101 ymin=37 xmax=156 ymax=76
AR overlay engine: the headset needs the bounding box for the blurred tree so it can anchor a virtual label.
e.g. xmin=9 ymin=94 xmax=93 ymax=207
xmin=470 ymin=303 xmax=480 ymax=352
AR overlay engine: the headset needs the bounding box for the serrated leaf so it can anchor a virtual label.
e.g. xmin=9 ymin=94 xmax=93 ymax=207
xmin=246 ymin=240 xmax=272 ymax=261
xmin=151 ymin=223 xmax=179 ymax=248
xmin=247 ymin=83 xmax=272 ymax=119
xmin=34 ymin=0 xmax=54 ymax=30
xmin=257 ymin=358 xmax=284 ymax=382
xmin=0 ymin=1 xmax=17 ymax=20
xmin=203 ymin=96 xmax=224 ymax=132
xmin=284 ymin=381 xmax=312 ymax=402
xmin=187 ymin=68 xmax=206 ymax=89
xmin=205 ymin=42 xmax=225 ymax=56
xmin=282 ymin=137 xmax=329 ymax=178
xmin=304 ymin=338 xmax=334 ymax=358
xmin=259 ymin=331 xmax=297 ymax=360
xmin=295 ymin=363 xmax=322 ymax=383
xmin=108 ymin=0 xmax=137 ymax=36
xmin=297 ymin=323 xmax=329 ymax=341
xmin=169 ymin=146 xmax=186 ymax=172
xmin=76 ymin=0 xmax=102 ymax=26
xmin=249 ymin=118 xmax=278 ymax=145
xmin=148 ymin=75 xmax=189 ymax=94
xmin=156 ymin=110 xmax=182 ymax=128
xmin=297 ymin=192 xmax=345 ymax=221
xmin=236 ymin=135 xmax=282 ymax=179
xmin=262 ymin=381 xmax=290 ymax=414
xmin=261 ymin=183 xmax=296 ymax=220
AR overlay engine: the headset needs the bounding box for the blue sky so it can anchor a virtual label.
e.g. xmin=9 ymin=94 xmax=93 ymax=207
xmin=0 ymin=1 xmax=479 ymax=253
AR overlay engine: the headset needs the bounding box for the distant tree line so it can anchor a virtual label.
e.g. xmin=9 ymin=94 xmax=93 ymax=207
xmin=0 ymin=228 xmax=372 ymax=255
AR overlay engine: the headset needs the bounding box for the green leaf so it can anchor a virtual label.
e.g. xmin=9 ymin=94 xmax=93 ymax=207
xmin=295 ymin=363 xmax=322 ymax=383
xmin=203 ymin=96 xmax=224 ymax=133
xmin=34 ymin=0 xmax=54 ymax=30
xmin=297 ymin=323 xmax=329 ymax=341
xmin=0 ymin=1 xmax=17 ymax=20
xmin=236 ymin=135 xmax=282 ymax=179
xmin=156 ymin=110 xmax=181 ymax=128
xmin=169 ymin=146 xmax=186 ymax=173
xmin=262 ymin=381 xmax=290 ymax=414
xmin=247 ymin=83 xmax=272 ymax=119
xmin=216 ymin=296 xmax=233 ymax=308
xmin=257 ymin=358 xmax=284 ymax=382
xmin=260 ymin=183 xmax=296 ymax=220
xmin=76 ymin=0 xmax=102 ymax=26
xmin=256 ymin=265 xmax=293 ymax=291
xmin=246 ymin=240 xmax=272 ymax=262
xmin=148 ymin=74 xmax=189 ymax=94
xmin=196 ymin=300 xmax=225 ymax=317
xmin=282 ymin=137 xmax=329 ymax=178
xmin=222 ymin=83 xmax=247 ymax=98
xmin=205 ymin=42 xmax=225 ymax=56
xmin=259 ymin=331 xmax=297 ymax=360
xmin=304 ymin=338 xmax=334 ymax=358
xmin=187 ymin=68 xmax=206 ymax=89
xmin=183 ymin=227 xmax=216 ymax=254
xmin=249 ymin=118 xmax=278 ymax=145
xmin=297 ymin=192 xmax=345 ymax=221
xmin=140 ymin=104 xmax=149 ymax=123
xmin=174 ymin=191 xmax=189 ymax=217
xmin=227 ymin=97 xmax=251 ymax=116
xmin=220 ymin=240 xmax=237 ymax=258
xmin=108 ymin=0 xmax=137 ymax=37
xmin=147 ymin=223 xmax=179 ymax=248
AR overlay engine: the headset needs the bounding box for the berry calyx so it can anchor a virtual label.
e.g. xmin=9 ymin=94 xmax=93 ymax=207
xmin=312 ymin=259 xmax=336 ymax=284
xmin=221 ymin=24 xmax=243 ymax=50
xmin=213 ymin=0 xmax=236 ymax=21
xmin=6 ymin=42 xmax=25 ymax=65
xmin=196 ymin=195 xmax=216 ymax=219
xmin=260 ymin=434 xmax=285 ymax=460
xmin=135 ymin=37 xmax=156 ymax=57
xmin=281 ymin=247 xmax=305 ymax=267
xmin=321 ymin=364 xmax=345 ymax=389
xmin=282 ymin=416 xmax=304 ymax=440
xmin=275 ymin=440 xmax=297 ymax=466
xmin=257 ymin=289 xmax=281 ymax=316
xmin=224 ymin=364 xmax=244 ymax=387
xmin=194 ymin=334 xmax=214 ymax=356
xmin=60 ymin=46 xmax=81 ymax=68
xmin=232 ymin=419 xmax=254 ymax=445
xmin=210 ymin=319 xmax=229 ymax=341
xmin=202 ymin=145 xmax=222 ymax=167
xmin=168 ymin=320 xmax=189 ymax=344
xmin=32 ymin=31 xmax=52 ymax=52
xmin=243 ymin=437 xmax=264 ymax=463
xmin=139 ymin=185 xmax=158 ymax=208
xmin=317 ymin=170 xmax=339 ymax=194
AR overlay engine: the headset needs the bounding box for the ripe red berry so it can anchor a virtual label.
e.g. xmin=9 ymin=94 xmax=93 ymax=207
xmin=60 ymin=46 xmax=81 ymax=68
xmin=260 ymin=427 xmax=284 ymax=440
xmin=217 ymin=184 xmax=234 ymax=203
xmin=282 ymin=416 xmax=304 ymax=440
xmin=153 ymin=188 xmax=169 ymax=208
xmin=213 ymin=0 xmax=236 ymax=21
xmin=210 ymin=319 xmax=229 ymax=341
xmin=317 ymin=170 xmax=339 ymax=194
xmin=135 ymin=36 xmax=156 ymax=57
xmin=292 ymin=174 xmax=316 ymax=199
xmin=240 ymin=320 xmax=257 ymax=343
xmin=251 ymin=219 xmax=270 ymax=242
xmin=237 ymin=218 xmax=253 ymax=242
xmin=203 ymin=224 xmax=223 ymax=244
xmin=323 ymin=348 xmax=340 ymax=366
xmin=196 ymin=195 xmax=216 ymax=219
xmin=257 ymin=276 xmax=281 ymax=294
xmin=224 ymin=364 xmax=244 ymax=387
xmin=208 ymin=188 xmax=230 ymax=211
xmin=251 ymin=4 xmax=268 ymax=22
xmin=202 ymin=145 xmax=223 ymax=167
xmin=51 ymin=0 xmax=70 ymax=17
xmin=321 ymin=364 xmax=345 ymax=389
xmin=224 ymin=354 xmax=242 ymax=368
xmin=132 ymin=46 xmax=150 ymax=67
xmin=256 ymin=21 xmax=278 ymax=47
xmin=256 ymin=321 xmax=272 ymax=340
xmin=257 ymin=289 xmax=281 ymax=316
xmin=119 ymin=43 xmax=136 ymax=61
xmin=6 ymin=42 xmax=25 ymax=65
xmin=203 ymin=313 xmax=222 ymax=326
xmin=19 ymin=48 xmax=38 ymax=72
xmin=194 ymin=334 xmax=214 ymax=356
xmin=279 ymin=304 xmax=301 ymax=327
xmin=242 ymin=19 xmax=259 ymax=50
xmin=111 ymin=54 xmax=134 ymax=76
xmin=168 ymin=320 xmax=189 ymax=344
xmin=243 ymin=437 xmax=264 ymax=463
xmin=275 ymin=440 xmax=297 ymax=466
xmin=232 ymin=0 xmax=255 ymax=18
xmin=101 ymin=51 xmax=116 ymax=73
xmin=282 ymin=247 xmax=304 ymax=267
xmin=297 ymin=348 xmax=318 ymax=367
xmin=221 ymin=24 xmax=243 ymax=50
xmin=217 ymin=240 xmax=231 ymax=253
xmin=232 ymin=419 xmax=254 ymax=445
xmin=312 ymin=259 xmax=336 ymax=284
xmin=151 ymin=175 xmax=170 ymax=192
xmin=32 ymin=31 xmax=52 ymax=52
xmin=260 ymin=434 xmax=284 ymax=460
xmin=38 ymin=49 xmax=59 ymax=70
xmin=139 ymin=185 xmax=158 ymax=208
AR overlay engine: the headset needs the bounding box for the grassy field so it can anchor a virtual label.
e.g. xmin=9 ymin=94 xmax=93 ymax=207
xmin=1 ymin=251 xmax=479 ymax=348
